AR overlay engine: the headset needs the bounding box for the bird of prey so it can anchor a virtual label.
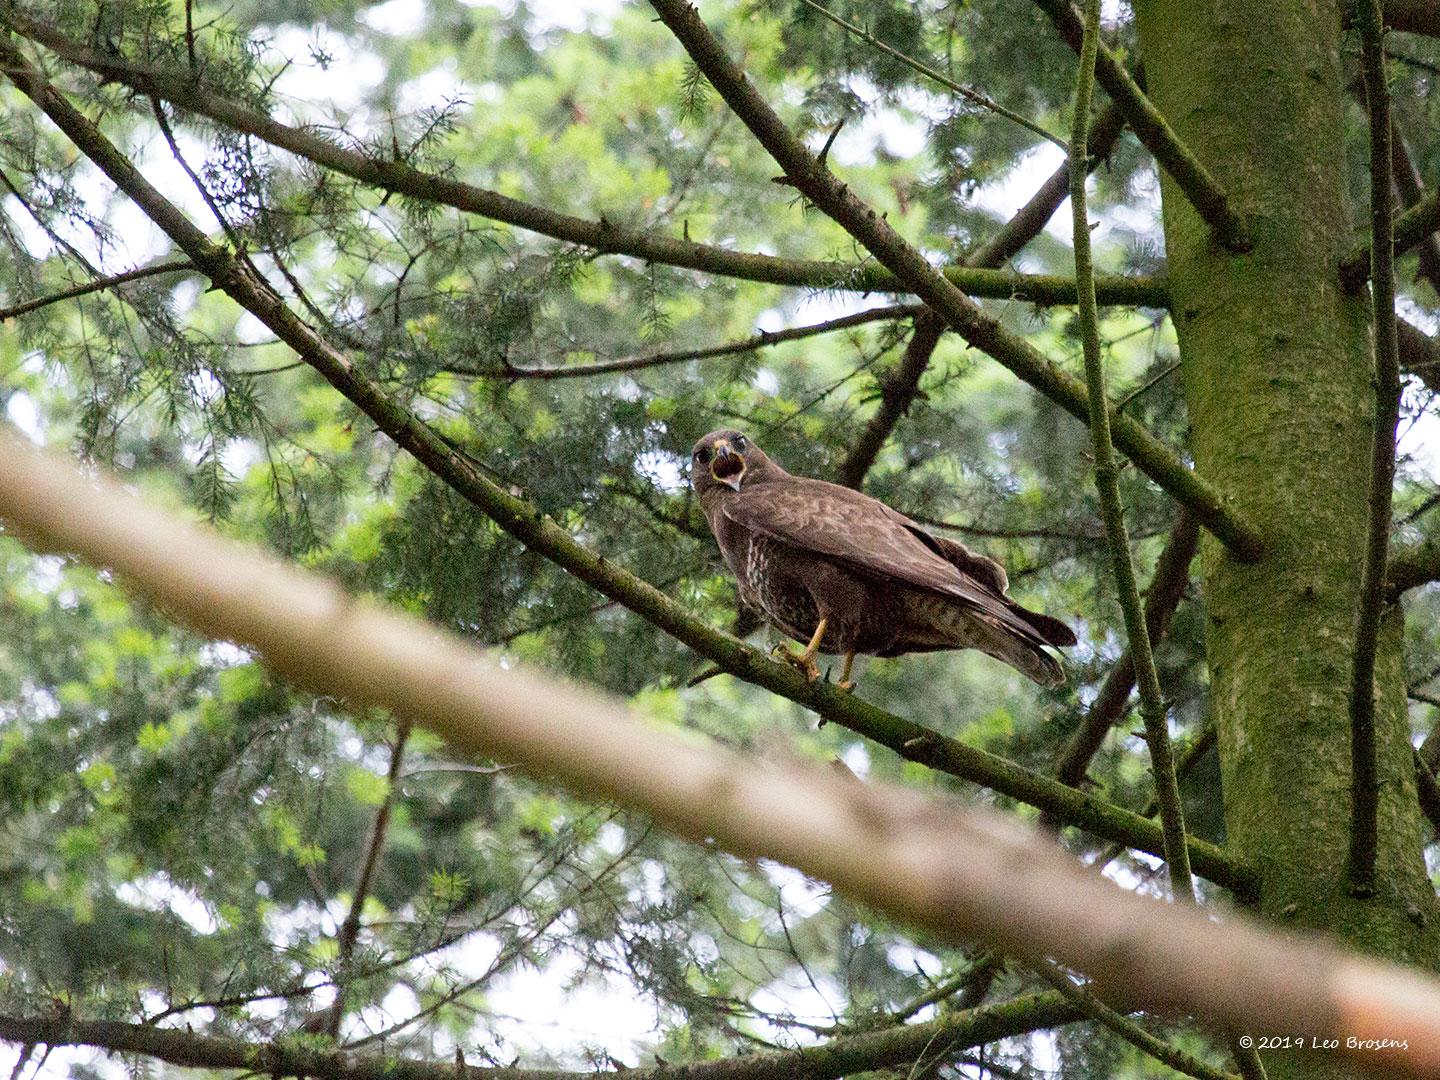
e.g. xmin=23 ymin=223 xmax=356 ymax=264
xmin=690 ymin=429 xmax=1076 ymax=688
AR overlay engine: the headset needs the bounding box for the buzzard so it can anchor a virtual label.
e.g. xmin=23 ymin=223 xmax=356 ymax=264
xmin=690 ymin=429 xmax=1076 ymax=687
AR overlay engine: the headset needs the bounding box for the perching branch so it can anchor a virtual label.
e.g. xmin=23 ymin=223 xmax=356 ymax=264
xmin=794 ymin=0 xmax=1069 ymax=151
xmin=445 ymin=304 xmax=924 ymax=381
xmin=644 ymin=0 xmax=1264 ymax=560
xmin=1345 ymin=0 xmax=1402 ymax=900
xmin=0 ymin=258 xmax=194 ymax=321
xmin=1069 ymin=0 xmax=1196 ymax=904
xmin=0 ymin=40 xmax=1253 ymax=892
xmin=1030 ymin=0 xmax=1251 ymax=252
xmin=0 ymin=431 xmax=1436 ymax=1076
xmin=0 ymin=15 xmax=1163 ymax=306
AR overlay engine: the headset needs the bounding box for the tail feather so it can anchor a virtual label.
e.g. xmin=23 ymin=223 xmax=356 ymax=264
xmin=970 ymin=615 xmax=1067 ymax=687
xmin=1007 ymin=602 xmax=1078 ymax=647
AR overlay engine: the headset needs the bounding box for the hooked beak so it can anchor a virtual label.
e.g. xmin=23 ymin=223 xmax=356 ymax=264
xmin=710 ymin=440 xmax=745 ymax=491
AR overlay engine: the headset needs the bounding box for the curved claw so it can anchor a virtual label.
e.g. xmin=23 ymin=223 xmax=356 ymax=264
xmin=771 ymin=642 xmax=822 ymax=682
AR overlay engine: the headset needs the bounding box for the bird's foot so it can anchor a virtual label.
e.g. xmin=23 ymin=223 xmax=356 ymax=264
xmin=771 ymin=642 xmax=822 ymax=682
xmin=835 ymin=679 xmax=855 ymax=693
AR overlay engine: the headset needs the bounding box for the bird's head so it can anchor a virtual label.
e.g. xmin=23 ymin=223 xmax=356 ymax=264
xmin=689 ymin=429 xmax=776 ymax=496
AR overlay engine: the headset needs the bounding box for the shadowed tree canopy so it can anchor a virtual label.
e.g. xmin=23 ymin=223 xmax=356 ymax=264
xmin=0 ymin=1 xmax=1438 ymax=1079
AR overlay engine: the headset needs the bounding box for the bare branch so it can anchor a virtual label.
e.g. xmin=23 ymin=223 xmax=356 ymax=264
xmin=1030 ymin=961 xmax=1239 ymax=1080
xmin=835 ymin=313 xmax=943 ymax=489
xmin=1051 ymin=509 xmax=1199 ymax=792
xmin=1070 ymin=0 xmax=1196 ymax=903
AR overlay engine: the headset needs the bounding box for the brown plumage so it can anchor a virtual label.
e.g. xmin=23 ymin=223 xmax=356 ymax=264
xmin=690 ymin=429 xmax=1076 ymax=687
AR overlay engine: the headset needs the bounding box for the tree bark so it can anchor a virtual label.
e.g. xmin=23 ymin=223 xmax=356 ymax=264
xmin=1133 ymin=1 xmax=1440 ymax=1074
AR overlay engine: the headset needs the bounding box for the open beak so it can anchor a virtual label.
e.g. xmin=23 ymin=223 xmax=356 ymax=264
xmin=711 ymin=441 xmax=745 ymax=491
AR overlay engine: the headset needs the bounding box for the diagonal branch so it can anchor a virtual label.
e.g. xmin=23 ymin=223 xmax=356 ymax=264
xmin=0 ymin=15 xmax=1163 ymax=306
xmin=645 ymin=0 xmax=1263 ymax=560
xmin=1345 ymin=0 xmax=1402 ymax=900
xmin=1341 ymin=188 xmax=1440 ymax=291
xmin=0 ymin=40 xmax=1254 ymax=894
xmin=317 ymin=720 xmax=411 ymax=1039
xmin=0 ymin=429 xmax=1437 ymax=1076
xmin=1030 ymin=961 xmax=1239 ymax=1080
xmin=835 ymin=312 xmax=943 ymax=489
xmin=1030 ymin=0 xmax=1251 ymax=251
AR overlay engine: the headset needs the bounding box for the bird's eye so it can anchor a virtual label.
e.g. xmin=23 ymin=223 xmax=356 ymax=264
xmin=733 ymin=435 xmax=747 ymax=451
xmin=695 ymin=448 xmax=713 ymax=465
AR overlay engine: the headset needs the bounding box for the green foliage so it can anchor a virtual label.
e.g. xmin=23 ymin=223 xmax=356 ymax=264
xmin=0 ymin=0 xmax=1434 ymax=1077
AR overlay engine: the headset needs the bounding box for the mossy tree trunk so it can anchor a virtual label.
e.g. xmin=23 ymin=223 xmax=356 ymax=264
xmin=1133 ymin=1 xmax=1440 ymax=1074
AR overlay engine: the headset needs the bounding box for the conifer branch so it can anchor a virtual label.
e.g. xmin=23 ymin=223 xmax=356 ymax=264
xmin=794 ymin=0 xmax=1069 ymax=151
xmin=1030 ymin=0 xmax=1251 ymax=251
xmin=1341 ymin=188 xmax=1440 ymax=290
xmin=1069 ymin=0 xmax=1196 ymax=904
xmin=1346 ymin=0 xmax=1402 ymax=900
xmin=444 ymin=304 xmax=924 ymax=380
xmin=0 ymin=14 xmax=1163 ymax=306
xmin=0 ymin=39 xmax=1255 ymax=893
xmin=644 ymin=0 xmax=1263 ymax=560
xmin=0 ymin=259 xmax=195 ymax=321
xmin=0 ymin=995 xmax=1080 ymax=1080
xmin=1388 ymin=537 xmax=1440 ymax=598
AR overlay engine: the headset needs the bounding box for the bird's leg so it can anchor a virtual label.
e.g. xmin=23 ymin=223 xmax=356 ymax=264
xmin=837 ymin=649 xmax=857 ymax=692
xmin=772 ymin=617 xmax=826 ymax=682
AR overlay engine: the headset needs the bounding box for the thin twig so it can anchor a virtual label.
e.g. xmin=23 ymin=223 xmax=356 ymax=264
xmin=320 ymin=720 xmax=411 ymax=1038
xmin=1346 ymin=0 xmax=1401 ymax=900
xmin=446 ymin=304 xmax=923 ymax=380
xmin=795 ymin=0 xmax=1068 ymax=151
xmin=0 ymin=260 xmax=194 ymax=322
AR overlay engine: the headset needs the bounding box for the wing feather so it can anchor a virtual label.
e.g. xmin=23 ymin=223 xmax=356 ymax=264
xmin=720 ymin=478 xmax=1049 ymax=642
